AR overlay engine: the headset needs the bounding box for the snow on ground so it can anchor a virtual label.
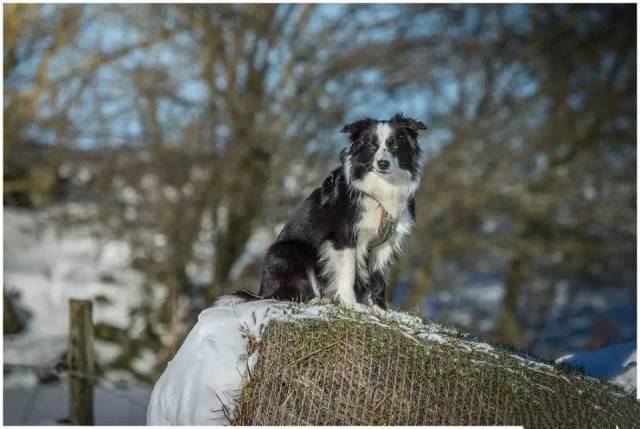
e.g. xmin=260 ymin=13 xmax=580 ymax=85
xmin=556 ymin=341 xmax=637 ymax=394
xmin=4 ymin=207 xmax=144 ymax=382
xmin=3 ymin=382 xmax=150 ymax=425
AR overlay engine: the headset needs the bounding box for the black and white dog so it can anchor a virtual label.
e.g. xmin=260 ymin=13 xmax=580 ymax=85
xmin=219 ymin=113 xmax=426 ymax=310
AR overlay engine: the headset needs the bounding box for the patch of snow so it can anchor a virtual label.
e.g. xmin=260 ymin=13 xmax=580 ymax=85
xmin=103 ymin=369 xmax=140 ymax=386
xmin=4 ymin=208 xmax=144 ymax=373
xmin=4 ymin=382 xmax=150 ymax=425
xmin=610 ymin=363 xmax=636 ymax=394
xmin=460 ymin=282 xmax=505 ymax=306
xmin=228 ymin=227 xmax=276 ymax=281
xmin=162 ymin=186 xmax=179 ymax=203
xmin=450 ymin=311 xmax=472 ymax=326
xmin=556 ymin=341 xmax=636 ymax=393
xmin=95 ymin=340 xmax=122 ymax=364
xmin=428 ymin=281 xmax=504 ymax=334
xmin=417 ymin=332 xmax=447 ymax=344
xmin=120 ymin=186 xmax=139 ymax=205
xmin=132 ymin=348 xmax=157 ymax=375
xmin=141 ymin=173 xmax=159 ymax=190
xmin=3 ymin=371 xmax=40 ymax=389
xmin=470 ymin=342 xmax=499 ymax=357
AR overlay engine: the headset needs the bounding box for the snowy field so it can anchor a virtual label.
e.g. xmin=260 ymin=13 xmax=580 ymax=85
xmin=3 ymin=208 xmax=151 ymax=424
xmin=4 ymin=208 xmax=145 ymax=372
xmin=4 ymin=383 xmax=150 ymax=425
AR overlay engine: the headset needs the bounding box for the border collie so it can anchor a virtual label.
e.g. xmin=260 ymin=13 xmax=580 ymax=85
xmin=218 ymin=113 xmax=426 ymax=310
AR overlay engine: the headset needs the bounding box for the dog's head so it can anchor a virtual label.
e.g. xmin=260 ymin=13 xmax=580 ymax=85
xmin=340 ymin=113 xmax=426 ymax=198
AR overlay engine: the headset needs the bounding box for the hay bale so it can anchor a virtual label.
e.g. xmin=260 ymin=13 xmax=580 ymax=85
xmin=234 ymin=318 xmax=640 ymax=427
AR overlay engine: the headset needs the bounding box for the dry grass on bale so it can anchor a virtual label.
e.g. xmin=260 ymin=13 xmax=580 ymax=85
xmin=233 ymin=314 xmax=640 ymax=427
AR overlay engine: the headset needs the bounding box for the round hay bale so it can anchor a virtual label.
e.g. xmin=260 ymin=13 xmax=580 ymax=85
xmin=234 ymin=318 xmax=640 ymax=427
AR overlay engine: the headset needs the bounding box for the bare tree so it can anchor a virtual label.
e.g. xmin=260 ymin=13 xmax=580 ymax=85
xmin=5 ymin=4 xmax=634 ymax=363
xmin=386 ymin=5 xmax=635 ymax=347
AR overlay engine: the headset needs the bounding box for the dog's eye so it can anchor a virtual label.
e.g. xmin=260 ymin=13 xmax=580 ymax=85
xmin=388 ymin=139 xmax=398 ymax=152
xmin=369 ymin=141 xmax=379 ymax=151
xmin=351 ymin=139 xmax=366 ymax=153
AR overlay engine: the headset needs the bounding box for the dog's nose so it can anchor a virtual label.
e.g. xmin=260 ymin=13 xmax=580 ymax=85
xmin=377 ymin=160 xmax=390 ymax=171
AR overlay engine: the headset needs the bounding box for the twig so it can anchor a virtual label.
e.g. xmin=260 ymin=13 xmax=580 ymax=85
xmin=214 ymin=392 xmax=232 ymax=422
xmin=280 ymin=391 xmax=294 ymax=408
xmin=373 ymin=393 xmax=389 ymax=411
xmin=536 ymin=383 xmax=556 ymax=394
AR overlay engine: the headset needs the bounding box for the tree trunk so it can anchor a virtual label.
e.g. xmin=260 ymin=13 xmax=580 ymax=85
xmin=492 ymin=257 xmax=527 ymax=347
xmin=206 ymin=126 xmax=271 ymax=305
xmin=399 ymin=240 xmax=439 ymax=310
xmin=401 ymin=256 xmax=433 ymax=310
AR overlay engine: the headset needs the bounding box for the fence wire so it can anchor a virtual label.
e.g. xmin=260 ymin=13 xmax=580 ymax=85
xmin=4 ymin=362 xmax=149 ymax=418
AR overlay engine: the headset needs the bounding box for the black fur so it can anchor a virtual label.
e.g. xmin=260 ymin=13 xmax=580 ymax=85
xmin=217 ymin=114 xmax=426 ymax=308
xmin=258 ymin=166 xmax=355 ymax=301
xmin=342 ymin=113 xmax=425 ymax=182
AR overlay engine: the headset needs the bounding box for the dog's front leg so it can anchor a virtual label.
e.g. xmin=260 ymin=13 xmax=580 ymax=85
xmin=323 ymin=245 xmax=359 ymax=307
xmin=334 ymin=248 xmax=358 ymax=307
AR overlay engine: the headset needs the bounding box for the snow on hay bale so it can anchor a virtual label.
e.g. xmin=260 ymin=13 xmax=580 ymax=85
xmin=147 ymin=301 xmax=640 ymax=426
xmin=233 ymin=309 xmax=639 ymax=427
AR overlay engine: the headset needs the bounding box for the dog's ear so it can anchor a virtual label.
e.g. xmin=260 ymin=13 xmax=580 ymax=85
xmin=391 ymin=113 xmax=427 ymax=131
xmin=340 ymin=118 xmax=374 ymax=136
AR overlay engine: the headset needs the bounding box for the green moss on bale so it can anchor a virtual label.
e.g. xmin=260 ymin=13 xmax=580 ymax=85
xmin=233 ymin=310 xmax=640 ymax=427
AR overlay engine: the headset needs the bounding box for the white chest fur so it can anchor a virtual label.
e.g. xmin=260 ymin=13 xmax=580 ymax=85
xmin=356 ymin=197 xmax=384 ymax=242
xmin=354 ymin=196 xmax=414 ymax=280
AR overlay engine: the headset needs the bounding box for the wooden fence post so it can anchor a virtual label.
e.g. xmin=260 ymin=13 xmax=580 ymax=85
xmin=4 ymin=291 xmax=22 ymax=334
xmin=68 ymin=299 xmax=95 ymax=425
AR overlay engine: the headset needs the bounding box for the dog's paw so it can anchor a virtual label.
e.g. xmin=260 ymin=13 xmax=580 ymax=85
xmin=370 ymin=304 xmax=389 ymax=318
xmin=308 ymin=297 xmax=332 ymax=305
xmin=340 ymin=301 xmax=369 ymax=313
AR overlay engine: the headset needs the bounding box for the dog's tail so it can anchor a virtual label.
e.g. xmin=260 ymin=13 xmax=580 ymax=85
xmin=213 ymin=289 xmax=263 ymax=307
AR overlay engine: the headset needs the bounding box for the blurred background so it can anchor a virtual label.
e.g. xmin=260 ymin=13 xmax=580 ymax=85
xmin=3 ymin=3 xmax=636 ymax=424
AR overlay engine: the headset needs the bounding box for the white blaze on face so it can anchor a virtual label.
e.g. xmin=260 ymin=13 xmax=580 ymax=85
xmin=375 ymin=123 xmax=393 ymax=149
xmin=374 ymin=123 xmax=397 ymax=171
